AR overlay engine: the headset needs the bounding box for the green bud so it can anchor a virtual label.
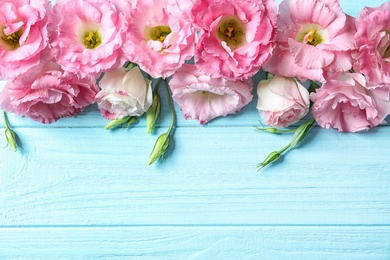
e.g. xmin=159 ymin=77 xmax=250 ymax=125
xmin=105 ymin=116 xmax=132 ymax=130
xmin=3 ymin=111 xmax=17 ymax=152
xmin=256 ymin=126 xmax=295 ymax=134
xmin=289 ymin=119 xmax=315 ymax=150
xmin=148 ymin=132 xmax=170 ymax=166
xmin=123 ymin=116 xmax=137 ymax=128
xmin=146 ymin=92 xmax=161 ymax=134
xmin=257 ymin=151 xmax=281 ymax=171
xmin=5 ymin=128 xmax=17 ymax=152
xmin=256 ymin=126 xmax=279 ymax=134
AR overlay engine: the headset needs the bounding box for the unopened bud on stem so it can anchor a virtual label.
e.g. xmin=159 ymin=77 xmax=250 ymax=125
xmin=148 ymin=132 xmax=170 ymax=166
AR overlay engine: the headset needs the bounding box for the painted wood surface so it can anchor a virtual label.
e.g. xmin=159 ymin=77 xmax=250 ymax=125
xmin=1 ymin=0 xmax=390 ymax=259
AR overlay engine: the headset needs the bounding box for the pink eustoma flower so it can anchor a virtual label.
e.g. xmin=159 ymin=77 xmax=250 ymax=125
xmin=122 ymin=0 xmax=196 ymax=79
xmin=353 ymin=2 xmax=390 ymax=85
xmin=257 ymin=75 xmax=310 ymax=128
xmin=0 ymin=0 xmax=51 ymax=79
xmin=49 ymin=0 xmax=127 ymax=78
xmin=310 ymin=73 xmax=390 ymax=132
xmin=191 ymin=0 xmax=277 ymax=81
xmin=0 ymin=55 xmax=99 ymax=124
xmin=169 ymin=64 xmax=253 ymax=124
xmin=263 ymin=0 xmax=356 ymax=83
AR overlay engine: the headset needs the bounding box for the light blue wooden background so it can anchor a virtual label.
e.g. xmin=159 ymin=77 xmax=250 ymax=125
xmin=1 ymin=0 xmax=390 ymax=259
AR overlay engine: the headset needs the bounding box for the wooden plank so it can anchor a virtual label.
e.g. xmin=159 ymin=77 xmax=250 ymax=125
xmin=1 ymin=126 xmax=390 ymax=226
xmin=0 ymin=226 xmax=389 ymax=259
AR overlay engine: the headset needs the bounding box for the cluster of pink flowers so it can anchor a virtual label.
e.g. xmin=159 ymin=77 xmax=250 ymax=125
xmin=0 ymin=0 xmax=389 ymax=134
xmin=0 ymin=0 xmax=276 ymax=124
xmin=258 ymin=0 xmax=390 ymax=132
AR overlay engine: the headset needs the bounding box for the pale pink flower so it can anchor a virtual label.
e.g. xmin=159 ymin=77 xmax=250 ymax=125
xmin=256 ymin=75 xmax=310 ymax=128
xmin=263 ymin=0 xmax=356 ymax=83
xmin=191 ymin=0 xmax=277 ymax=81
xmin=0 ymin=0 xmax=51 ymax=79
xmin=122 ymin=0 xmax=196 ymax=79
xmin=49 ymin=0 xmax=127 ymax=78
xmin=353 ymin=2 xmax=390 ymax=85
xmin=169 ymin=64 xmax=253 ymax=124
xmin=310 ymin=73 xmax=390 ymax=132
xmin=0 ymin=56 xmax=99 ymax=124
xmin=95 ymin=66 xmax=153 ymax=120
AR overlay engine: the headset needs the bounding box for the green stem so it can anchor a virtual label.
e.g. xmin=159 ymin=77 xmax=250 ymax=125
xmin=3 ymin=111 xmax=9 ymax=129
xmin=278 ymin=143 xmax=291 ymax=155
xmin=164 ymin=79 xmax=175 ymax=135
xmin=153 ymin=77 xmax=163 ymax=94
xmin=147 ymin=79 xmax=175 ymax=166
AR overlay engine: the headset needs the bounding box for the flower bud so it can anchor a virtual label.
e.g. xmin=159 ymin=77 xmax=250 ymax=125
xmin=5 ymin=128 xmax=17 ymax=152
xmin=257 ymin=75 xmax=310 ymax=128
xmin=257 ymin=151 xmax=281 ymax=171
xmin=96 ymin=66 xmax=153 ymax=120
xmin=105 ymin=116 xmax=132 ymax=130
xmin=148 ymin=132 xmax=170 ymax=166
xmin=146 ymin=92 xmax=161 ymax=134
xmin=124 ymin=116 xmax=137 ymax=127
xmin=289 ymin=119 xmax=315 ymax=150
xmin=256 ymin=126 xmax=295 ymax=134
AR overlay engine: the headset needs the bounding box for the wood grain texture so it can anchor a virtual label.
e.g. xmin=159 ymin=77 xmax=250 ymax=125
xmin=1 ymin=0 xmax=390 ymax=258
xmin=1 ymin=126 xmax=390 ymax=226
xmin=1 ymin=227 xmax=390 ymax=259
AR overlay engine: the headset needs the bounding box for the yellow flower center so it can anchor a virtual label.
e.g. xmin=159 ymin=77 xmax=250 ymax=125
xmin=217 ymin=16 xmax=245 ymax=50
xmin=1 ymin=28 xmax=22 ymax=50
xmin=306 ymin=29 xmax=320 ymax=46
xmin=148 ymin=26 xmax=172 ymax=43
xmin=307 ymin=30 xmax=315 ymax=44
xmin=225 ymin=27 xmax=234 ymax=39
xmin=296 ymin=25 xmax=328 ymax=47
xmin=83 ymin=31 xmax=101 ymax=49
